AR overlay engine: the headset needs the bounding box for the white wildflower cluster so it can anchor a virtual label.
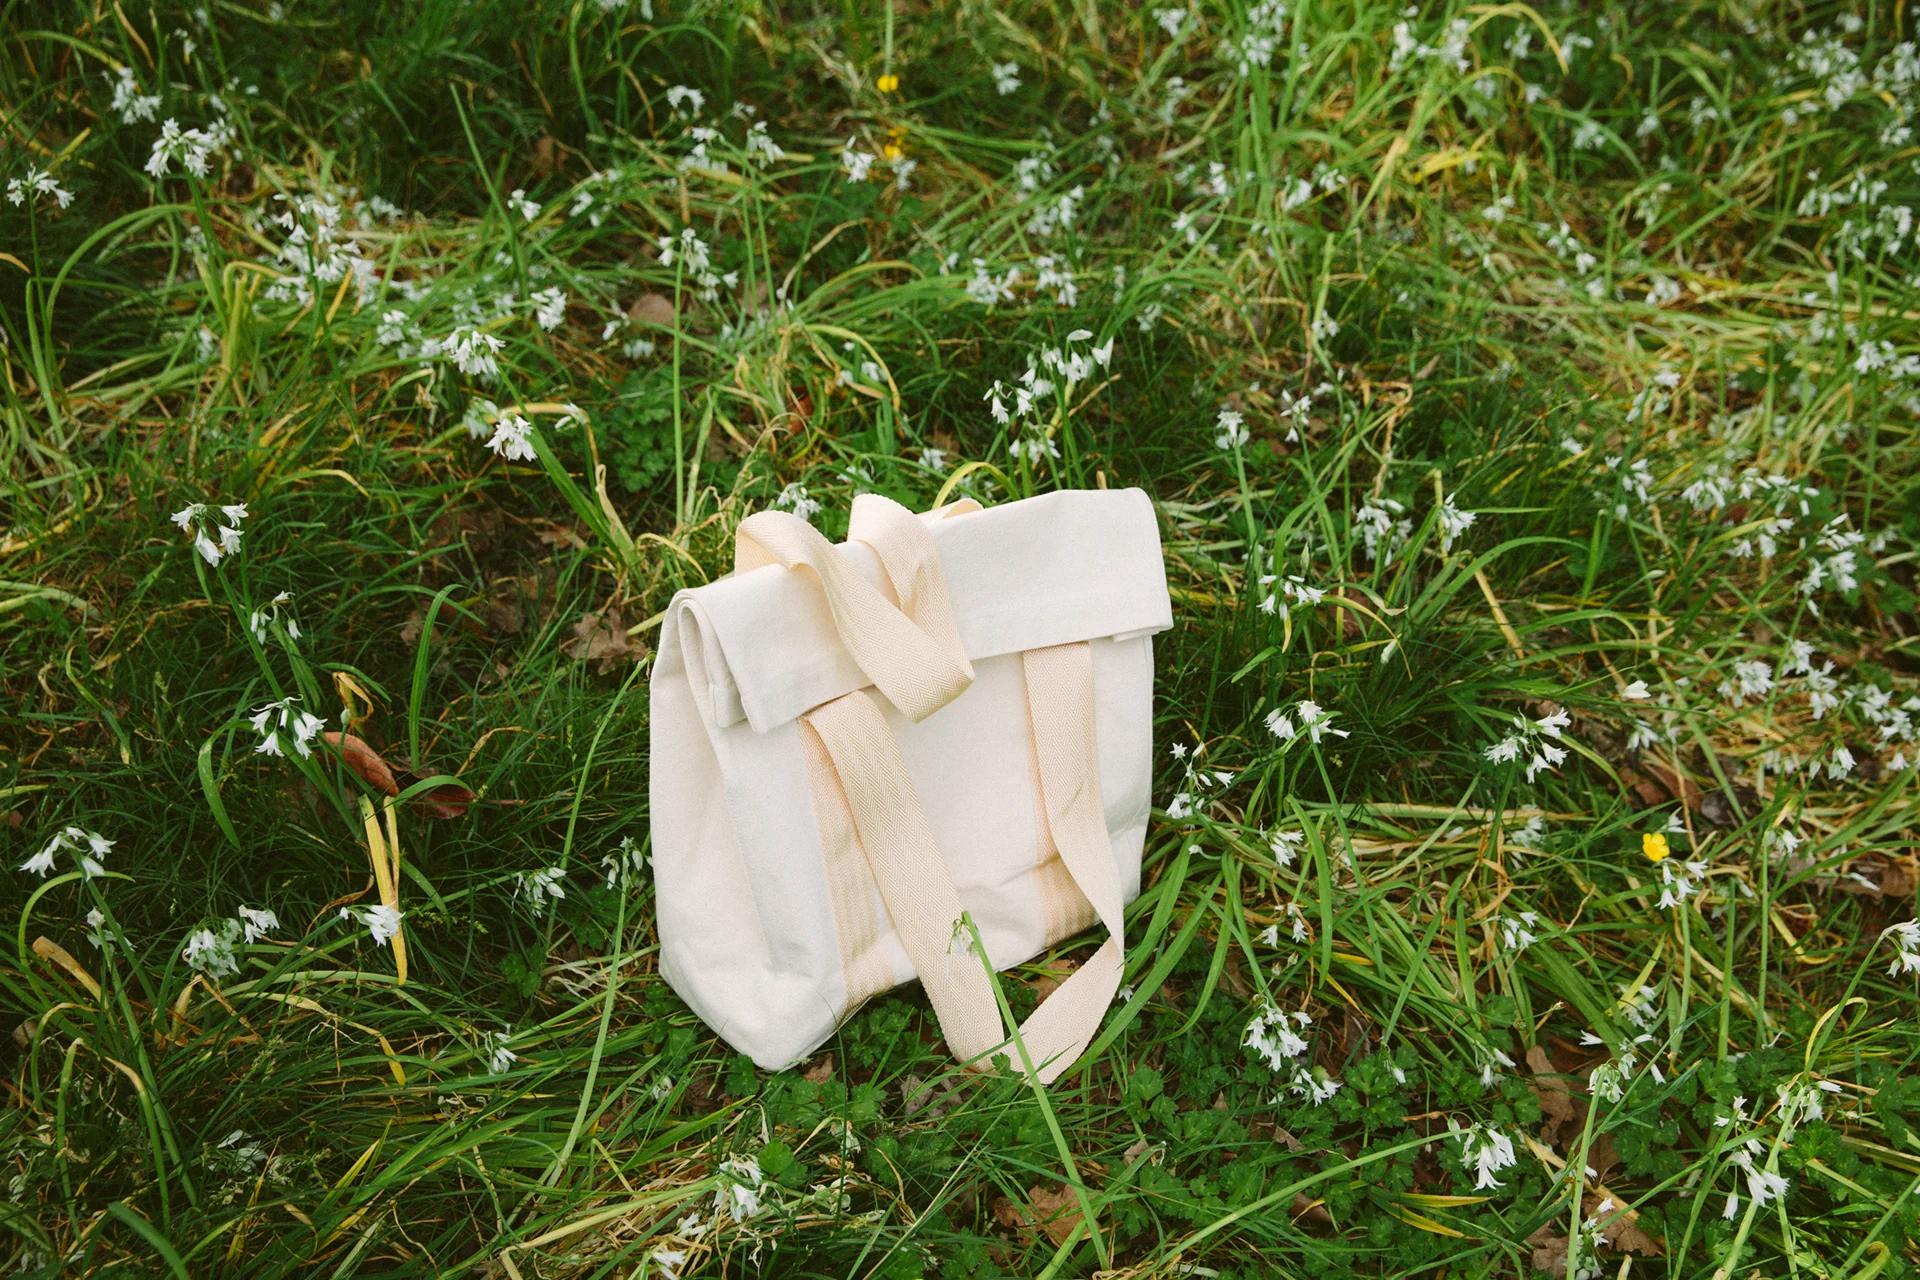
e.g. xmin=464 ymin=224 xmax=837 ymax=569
xmin=986 ymin=330 xmax=1115 ymax=466
xmin=514 ymin=865 xmax=569 ymax=912
xmin=1256 ymin=571 xmax=1325 ymax=615
xmin=1437 ymin=493 xmax=1477 ymax=552
xmin=1390 ymin=12 xmax=1473 ymax=75
xmin=1353 ymin=497 xmax=1411 ymax=564
xmin=531 ymin=286 xmax=568 ymax=331
xmin=181 ymin=905 xmax=279 ymax=981
xmin=961 ymin=256 xmax=1021 ymax=308
xmin=1243 ymin=1002 xmax=1341 ymax=1104
xmin=110 ymin=66 xmax=162 ymax=122
xmin=145 ymin=115 xmax=235 ymax=179
xmin=479 ymin=1028 xmax=518 ymax=1074
xmin=602 ymin=835 xmax=648 ymax=888
xmin=1539 ymin=219 xmax=1607 ymax=301
xmin=1226 ymin=0 xmax=1290 ymax=77
xmin=169 ymin=500 xmax=248 ymax=566
xmin=1498 ymin=909 xmax=1540 ymax=953
xmin=991 ymin=61 xmax=1022 ymax=95
xmin=712 ymin=1155 xmax=768 ymax=1221
xmin=1482 ymin=707 xmax=1571 ymax=783
xmin=1653 ymin=853 xmax=1708 ymax=911
xmin=247 ymin=591 xmax=301 ymax=645
xmin=1603 ymin=453 xmax=1655 ymax=518
xmin=1453 ymin=1123 xmax=1518 ymax=1190
xmin=437 ymin=327 xmax=507 ymax=381
xmin=1163 ymin=741 xmax=1233 ymax=821
xmin=772 ymin=481 xmax=823 ymax=520
xmin=486 ymin=414 xmax=537 ymax=463
xmin=1257 ymin=901 xmax=1310 ymax=944
xmin=1213 ymin=406 xmax=1249 ymax=451
xmin=260 ymin=191 xmax=377 ymax=307
xmin=20 ymin=826 xmax=113 ymax=879
xmin=1885 ymin=921 xmax=1920 ymax=977
xmin=657 ymin=227 xmax=737 ymax=304
xmin=341 ymin=903 xmax=404 ymax=946
xmin=6 ymin=166 xmax=74 ymax=210
xmin=249 ymin=696 xmax=326 ymax=759
xmin=1265 ymin=699 xmax=1349 ymax=747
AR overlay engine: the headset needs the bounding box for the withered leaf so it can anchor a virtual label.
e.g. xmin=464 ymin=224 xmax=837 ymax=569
xmin=628 ymin=292 xmax=677 ymax=327
xmin=321 ymin=732 xmax=475 ymax=820
xmin=322 ymin=732 xmax=399 ymax=797
xmin=1019 ymin=1185 xmax=1084 ymax=1247
xmin=563 ymin=609 xmax=649 ymax=674
xmin=1586 ymin=1190 xmax=1663 ymax=1256
xmin=1526 ymin=1045 xmax=1577 ymax=1147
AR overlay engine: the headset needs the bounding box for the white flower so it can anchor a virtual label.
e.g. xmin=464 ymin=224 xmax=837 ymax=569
xmin=360 ymin=904 xmax=403 ymax=946
xmin=444 ymin=327 xmax=506 ymax=379
xmin=840 ymin=139 xmax=876 ymax=183
xmin=1499 ymin=911 xmax=1540 ymax=953
xmin=1438 ymin=494 xmax=1477 ymax=552
xmin=1269 ymin=828 xmax=1305 ymax=868
xmin=1243 ymin=1002 xmax=1310 ymax=1071
xmin=1622 ymin=680 xmax=1650 ymax=700
xmin=237 ymin=906 xmax=279 ymax=944
xmin=602 ymin=836 xmax=648 ymax=888
xmin=247 ymin=697 xmax=324 ymax=759
xmin=6 ymin=166 xmax=75 ymax=210
xmin=507 ymin=187 xmax=540 ymax=221
xmin=665 ymin=84 xmax=706 ymax=115
xmin=22 ymin=826 xmax=113 ymax=879
xmin=171 ymin=497 xmax=249 ymax=564
xmin=532 ymin=286 xmax=568 ymax=331
xmin=109 ymin=67 xmax=161 ymax=124
xmin=1294 ymin=700 xmax=1349 ymax=744
xmin=1884 ymin=921 xmax=1920 ymax=977
xmin=713 ymin=1155 xmax=767 ymax=1221
xmin=183 ymin=925 xmax=240 ymax=979
xmin=480 ymin=1028 xmax=518 ymax=1074
xmin=1214 ymin=407 xmax=1249 ymax=450
xmin=991 ymin=61 xmax=1022 ymax=95
xmin=1455 ymin=1124 xmax=1518 ymax=1190
xmin=85 ymin=908 xmax=110 ymax=949
xmin=486 ymin=415 xmax=537 ymax=462
xmin=515 ymin=865 xmax=569 ymax=910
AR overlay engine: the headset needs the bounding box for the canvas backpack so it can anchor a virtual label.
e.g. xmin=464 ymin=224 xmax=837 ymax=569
xmin=649 ymin=488 xmax=1171 ymax=1081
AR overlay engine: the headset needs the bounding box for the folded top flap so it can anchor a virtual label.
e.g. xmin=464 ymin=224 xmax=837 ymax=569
xmin=679 ymin=488 xmax=1171 ymax=732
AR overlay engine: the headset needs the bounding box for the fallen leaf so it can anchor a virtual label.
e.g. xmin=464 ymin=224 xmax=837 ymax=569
xmin=320 ymin=732 xmax=475 ymax=820
xmin=563 ymin=609 xmax=649 ymax=674
xmin=1023 ymin=1185 xmax=1084 ymax=1247
xmin=628 ymin=292 xmax=676 ymax=327
xmin=413 ymin=782 xmax=475 ymax=820
xmin=1585 ymin=1190 xmax=1662 ymax=1256
xmin=1526 ymin=1045 xmax=1577 ymax=1146
xmin=802 ymin=1054 xmax=834 ymax=1083
xmin=1526 ymin=1223 xmax=1568 ymax=1276
xmin=323 ymin=732 xmax=399 ymax=797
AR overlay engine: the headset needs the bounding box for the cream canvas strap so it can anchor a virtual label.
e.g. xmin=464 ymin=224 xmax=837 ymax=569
xmin=734 ymin=494 xmax=977 ymax=722
xmin=801 ymin=641 xmax=1124 ymax=1084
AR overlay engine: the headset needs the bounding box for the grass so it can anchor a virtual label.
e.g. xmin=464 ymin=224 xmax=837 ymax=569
xmin=4 ymin=0 xmax=1919 ymax=1275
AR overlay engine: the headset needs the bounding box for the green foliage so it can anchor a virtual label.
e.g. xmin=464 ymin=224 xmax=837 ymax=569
xmin=4 ymin=0 xmax=1919 ymax=1277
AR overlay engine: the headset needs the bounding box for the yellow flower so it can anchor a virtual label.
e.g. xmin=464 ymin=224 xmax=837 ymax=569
xmin=1642 ymin=831 xmax=1670 ymax=862
xmin=881 ymin=142 xmax=905 ymax=162
xmin=876 ymin=73 xmax=900 ymax=94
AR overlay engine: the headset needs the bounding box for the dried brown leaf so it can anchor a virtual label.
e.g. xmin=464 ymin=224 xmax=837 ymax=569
xmin=562 ymin=609 xmax=649 ymax=674
xmin=628 ymin=292 xmax=677 ymax=326
xmin=322 ymin=732 xmax=399 ymax=797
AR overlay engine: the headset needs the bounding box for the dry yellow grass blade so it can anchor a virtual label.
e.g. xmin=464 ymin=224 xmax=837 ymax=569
xmin=357 ymin=796 xmax=408 ymax=985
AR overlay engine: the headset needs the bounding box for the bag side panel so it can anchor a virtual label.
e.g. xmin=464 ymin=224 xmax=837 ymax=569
xmin=650 ymin=599 xmax=846 ymax=1070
